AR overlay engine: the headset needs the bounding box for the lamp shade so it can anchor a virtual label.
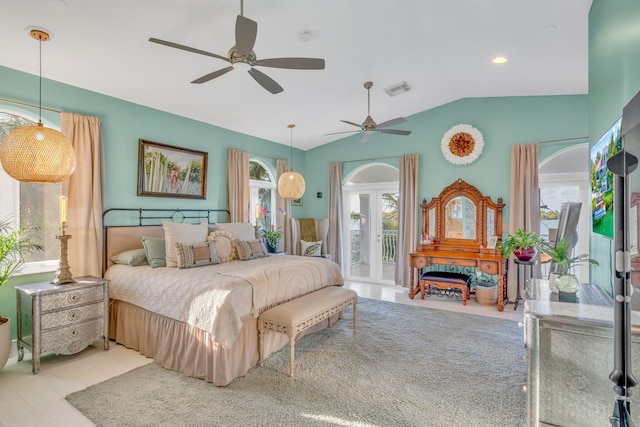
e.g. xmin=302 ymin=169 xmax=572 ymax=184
xmin=0 ymin=122 xmax=76 ymax=183
xmin=278 ymin=170 xmax=305 ymax=199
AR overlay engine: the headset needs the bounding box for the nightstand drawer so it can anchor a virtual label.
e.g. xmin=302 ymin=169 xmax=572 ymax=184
xmin=41 ymin=318 xmax=104 ymax=355
xmin=41 ymin=286 xmax=104 ymax=311
xmin=478 ymin=261 xmax=499 ymax=275
xmin=41 ymin=302 xmax=105 ymax=330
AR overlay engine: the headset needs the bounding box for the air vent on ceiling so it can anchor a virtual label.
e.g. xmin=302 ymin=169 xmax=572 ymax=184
xmin=384 ymin=81 xmax=411 ymax=97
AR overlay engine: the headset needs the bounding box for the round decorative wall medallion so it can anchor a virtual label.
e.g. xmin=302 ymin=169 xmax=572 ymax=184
xmin=441 ymin=124 xmax=484 ymax=165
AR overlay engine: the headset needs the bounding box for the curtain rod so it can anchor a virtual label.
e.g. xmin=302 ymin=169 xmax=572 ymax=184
xmin=341 ymin=155 xmax=400 ymax=164
xmin=537 ymin=136 xmax=588 ymax=144
xmin=0 ymin=97 xmax=62 ymax=114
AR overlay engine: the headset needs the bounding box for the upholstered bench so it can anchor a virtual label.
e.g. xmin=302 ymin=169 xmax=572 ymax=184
xmin=419 ymin=271 xmax=472 ymax=305
xmin=258 ymin=286 xmax=357 ymax=377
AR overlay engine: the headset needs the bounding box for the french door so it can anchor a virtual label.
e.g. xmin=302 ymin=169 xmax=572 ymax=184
xmin=343 ymin=185 xmax=398 ymax=285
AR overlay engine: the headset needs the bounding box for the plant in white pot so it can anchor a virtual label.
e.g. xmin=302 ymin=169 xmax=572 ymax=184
xmin=0 ymin=218 xmax=42 ymax=371
xmin=540 ymin=237 xmax=599 ymax=295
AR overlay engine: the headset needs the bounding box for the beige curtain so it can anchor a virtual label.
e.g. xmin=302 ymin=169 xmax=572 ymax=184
xmin=507 ymin=143 xmax=541 ymax=301
xmin=328 ymin=162 xmax=344 ymax=269
xmin=60 ymin=113 xmax=104 ymax=278
xmin=227 ymin=148 xmax=249 ymax=222
xmin=395 ymin=154 xmax=420 ymax=287
xmin=276 ymin=159 xmax=292 ymax=253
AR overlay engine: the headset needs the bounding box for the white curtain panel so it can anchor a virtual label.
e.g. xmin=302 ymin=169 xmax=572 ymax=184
xmin=328 ymin=162 xmax=344 ymax=270
xmin=276 ymin=158 xmax=292 ymax=253
xmin=227 ymin=148 xmax=249 ymax=222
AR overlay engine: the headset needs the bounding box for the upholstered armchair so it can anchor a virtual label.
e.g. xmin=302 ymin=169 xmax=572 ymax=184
xmin=290 ymin=218 xmax=331 ymax=259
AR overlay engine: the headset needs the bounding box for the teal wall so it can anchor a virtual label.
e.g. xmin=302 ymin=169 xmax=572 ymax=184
xmin=0 ymin=66 xmax=589 ymax=338
xmin=303 ymin=95 xmax=588 ymax=225
xmin=588 ymin=1 xmax=640 ymax=295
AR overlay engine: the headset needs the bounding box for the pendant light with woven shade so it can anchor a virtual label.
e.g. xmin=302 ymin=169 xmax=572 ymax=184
xmin=277 ymin=124 xmax=305 ymax=200
xmin=0 ymin=29 xmax=76 ymax=183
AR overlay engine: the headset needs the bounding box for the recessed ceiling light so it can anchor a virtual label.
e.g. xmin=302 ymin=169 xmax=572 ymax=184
xmin=492 ymin=56 xmax=508 ymax=64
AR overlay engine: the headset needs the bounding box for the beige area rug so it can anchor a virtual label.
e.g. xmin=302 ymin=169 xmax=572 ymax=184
xmin=66 ymin=298 xmax=527 ymax=426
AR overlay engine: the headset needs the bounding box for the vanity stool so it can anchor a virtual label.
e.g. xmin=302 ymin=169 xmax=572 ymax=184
xmin=419 ymin=271 xmax=472 ymax=305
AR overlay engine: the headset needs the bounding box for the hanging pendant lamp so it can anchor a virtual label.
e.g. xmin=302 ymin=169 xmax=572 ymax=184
xmin=277 ymin=124 xmax=305 ymax=200
xmin=0 ymin=29 xmax=76 ymax=183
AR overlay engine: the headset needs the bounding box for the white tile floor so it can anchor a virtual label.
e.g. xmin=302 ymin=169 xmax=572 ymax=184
xmin=0 ymin=281 xmax=523 ymax=427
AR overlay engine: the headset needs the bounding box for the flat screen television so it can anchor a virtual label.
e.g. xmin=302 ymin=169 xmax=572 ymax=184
xmin=590 ymin=117 xmax=622 ymax=238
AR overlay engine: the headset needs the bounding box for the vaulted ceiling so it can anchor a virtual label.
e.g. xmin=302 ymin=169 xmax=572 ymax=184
xmin=1 ymin=0 xmax=592 ymax=150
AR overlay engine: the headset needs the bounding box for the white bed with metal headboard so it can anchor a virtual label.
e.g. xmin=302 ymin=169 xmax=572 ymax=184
xmin=103 ymin=208 xmax=343 ymax=386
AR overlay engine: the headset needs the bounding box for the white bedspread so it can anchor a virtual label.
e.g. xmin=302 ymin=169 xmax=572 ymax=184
xmin=105 ymin=255 xmax=343 ymax=347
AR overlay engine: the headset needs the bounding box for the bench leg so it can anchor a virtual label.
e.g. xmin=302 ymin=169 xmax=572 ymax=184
xmin=353 ymin=299 xmax=357 ymax=333
xmin=258 ymin=323 xmax=264 ymax=367
xmin=289 ymin=336 xmax=296 ymax=377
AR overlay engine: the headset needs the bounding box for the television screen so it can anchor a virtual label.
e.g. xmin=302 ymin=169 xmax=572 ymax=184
xmin=590 ymin=117 xmax=622 ymax=238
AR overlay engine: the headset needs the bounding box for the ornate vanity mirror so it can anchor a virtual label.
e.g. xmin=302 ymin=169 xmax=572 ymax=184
xmin=418 ymin=179 xmax=504 ymax=253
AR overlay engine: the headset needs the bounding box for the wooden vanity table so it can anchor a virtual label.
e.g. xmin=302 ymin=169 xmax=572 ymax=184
xmin=409 ymin=179 xmax=508 ymax=311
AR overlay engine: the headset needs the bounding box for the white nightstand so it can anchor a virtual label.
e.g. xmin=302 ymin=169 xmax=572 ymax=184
xmin=15 ymin=276 xmax=109 ymax=373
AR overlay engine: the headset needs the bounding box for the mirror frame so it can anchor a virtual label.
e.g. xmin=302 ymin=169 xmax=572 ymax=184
xmin=419 ymin=179 xmax=504 ymax=253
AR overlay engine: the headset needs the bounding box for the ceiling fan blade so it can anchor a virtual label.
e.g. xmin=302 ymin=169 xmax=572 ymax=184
xmin=248 ymin=68 xmax=284 ymax=94
xmin=361 ymin=133 xmax=372 ymax=143
xmin=340 ymin=120 xmax=362 ymax=128
xmin=325 ymin=130 xmax=360 ymax=136
xmin=191 ymin=66 xmax=234 ymax=84
xmin=254 ymin=58 xmax=325 ymax=70
xmin=377 ymin=129 xmax=412 ymax=136
xmin=235 ymin=15 xmax=257 ymax=58
xmin=377 ymin=117 xmax=407 ymax=128
xmin=149 ymin=38 xmax=231 ymax=63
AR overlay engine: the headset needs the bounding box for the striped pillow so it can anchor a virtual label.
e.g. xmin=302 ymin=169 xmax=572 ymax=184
xmin=235 ymin=239 xmax=267 ymax=260
xmin=175 ymin=241 xmax=218 ymax=269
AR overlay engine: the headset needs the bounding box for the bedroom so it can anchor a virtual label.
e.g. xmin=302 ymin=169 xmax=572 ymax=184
xmin=1 ymin=0 xmax=639 ymax=425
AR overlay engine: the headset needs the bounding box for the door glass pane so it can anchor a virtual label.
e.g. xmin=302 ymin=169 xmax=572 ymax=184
xmin=381 ymin=192 xmax=398 ymax=282
xmin=349 ymin=193 xmax=371 ymax=279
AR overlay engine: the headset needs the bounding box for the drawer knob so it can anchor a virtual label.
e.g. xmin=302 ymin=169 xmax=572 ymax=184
xmin=67 ymin=292 xmax=81 ymax=304
xmin=67 ymin=309 xmax=80 ymax=321
xmin=71 ymin=330 xmax=78 ymax=336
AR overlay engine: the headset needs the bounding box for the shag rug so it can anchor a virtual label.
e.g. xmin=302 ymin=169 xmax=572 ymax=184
xmin=66 ymin=298 xmax=526 ymax=426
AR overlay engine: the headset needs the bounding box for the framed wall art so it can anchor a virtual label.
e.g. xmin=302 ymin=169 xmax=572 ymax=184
xmin=137 ymin=139 xmax=208 ymax=199
xmin=291 ymin=197 xmax=303 ymax=206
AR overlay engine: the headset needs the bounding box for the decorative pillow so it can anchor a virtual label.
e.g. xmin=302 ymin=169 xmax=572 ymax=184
xmin=175 ymin=241 xmax=218 ymax=269
xmin=140 ymin=236 xmax=166 ymax=268
xmin=301 ymin=240 xmax=323 ymax=257
xmin=235 ymin=239 xmax=268 ymax=260
xmin=206 ymin=230 xmax=237 ymax=262
xmin=215 ymin=222 xmax=256 ymax=241
xmin=110 ymin=248 xmax=149 ymax=266
xmin=163 ymin=221 xmax=208 ymax=268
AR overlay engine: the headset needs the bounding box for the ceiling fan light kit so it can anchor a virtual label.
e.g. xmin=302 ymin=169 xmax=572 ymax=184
xmin=278 ymin=124 xmax=305 ymax=200
xmin=0 ymin=28 xmax=76 ymax=183
xmin=149 ymin=1 xmax=325 ymax=95
xmin=326 ymin=81 xmax=412 ymax=143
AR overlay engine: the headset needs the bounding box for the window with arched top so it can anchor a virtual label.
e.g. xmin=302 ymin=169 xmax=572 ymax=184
xmin=249 ymin=159 xmax=277 ymax=230
xmin=0 ymin=111 xmax=62 ymax=274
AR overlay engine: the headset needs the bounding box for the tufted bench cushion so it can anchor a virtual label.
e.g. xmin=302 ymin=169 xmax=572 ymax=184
xmin=419 ymin=271 xmax=472 ymax=305
xmin=258 ymin=286 xmax=357 ymax=377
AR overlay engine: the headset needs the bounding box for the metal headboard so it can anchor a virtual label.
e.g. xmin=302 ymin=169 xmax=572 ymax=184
xmin=102 ymin=207 xmax=231 ymax=273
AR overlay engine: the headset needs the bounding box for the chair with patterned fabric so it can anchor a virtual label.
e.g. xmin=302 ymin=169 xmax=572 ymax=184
xmin=291 ymin=218 xmax=331 ymax=260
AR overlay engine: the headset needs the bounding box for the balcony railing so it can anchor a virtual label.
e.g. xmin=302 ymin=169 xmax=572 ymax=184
xmin=350 ymin=229 xmax=397 ymax=265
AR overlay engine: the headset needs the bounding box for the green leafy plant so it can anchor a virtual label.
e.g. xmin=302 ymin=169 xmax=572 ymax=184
xmin=497 ymin=228 xmax=541 ymax=259
xmin=1 ymin=218 xmax=43 ymax=323
xmin=260 ymin=224 xmax=283 ymax=249
xmin=540 ymin=237 xmax=598 ymax=275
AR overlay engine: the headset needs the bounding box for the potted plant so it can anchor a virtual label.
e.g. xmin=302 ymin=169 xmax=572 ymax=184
xmin=540 ymin=237 xmax=599 ymax=294
xmin=260 ymin=224 xmax=283 ymax=253
xmin=497 ymin=228 xmax=541 ymax=261
xmin=0 ymin=218 xmax=42 ymax=371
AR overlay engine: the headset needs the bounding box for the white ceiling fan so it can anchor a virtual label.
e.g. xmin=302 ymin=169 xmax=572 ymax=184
xmin=148 ymin=0 xmax=325 ymax=94
xmin=327 ymin=81 xmax=412 ymax=143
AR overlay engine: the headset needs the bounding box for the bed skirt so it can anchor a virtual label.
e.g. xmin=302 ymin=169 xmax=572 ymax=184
xmin=109 ymin=299 xmax=334 ymax=386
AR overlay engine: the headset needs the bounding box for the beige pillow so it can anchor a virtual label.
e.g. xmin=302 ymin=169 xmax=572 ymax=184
xmin=206 ymin=230 xmax=237 ymax=262
xmin=215 ymin=222 xmax=256 ymax=241
xmin=234 ymin=239 xmax=267 ymax=260
xmin=163 ymin=222 xmax=208 ymax=268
